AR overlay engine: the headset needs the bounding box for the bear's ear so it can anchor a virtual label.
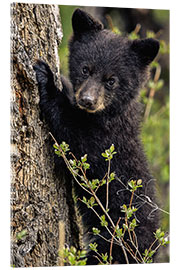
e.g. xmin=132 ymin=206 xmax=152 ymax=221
xmin=130 ymin=38 xmax=159 ymax=66
xmin=72 ymin=8 xmax=103 ymax=36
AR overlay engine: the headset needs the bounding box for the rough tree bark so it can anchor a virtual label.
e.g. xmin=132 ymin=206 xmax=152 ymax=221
xmin=10 ymin=3 xmax=79 ymax=267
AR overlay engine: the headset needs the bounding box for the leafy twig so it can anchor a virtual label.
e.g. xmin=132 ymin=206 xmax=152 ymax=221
xmin=144 ymin=64 xmax=161 ymax=121
xmin=109 ymin=217 xmax=121 ymax=264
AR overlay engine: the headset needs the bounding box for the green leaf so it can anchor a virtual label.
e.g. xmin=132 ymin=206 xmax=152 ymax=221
xmin=121 ymin=204 xmax=137 ymax=219
xmin=16 ymin=229 xmax=27 ymax=240
xmin=123 ymin=223 xmax=128 ymax=231
xmin=129 ymin=218 xmax=137 ymax=230
xmin=156 ymin=79 xmax=164 ymax=90
xmin=128 ymin=180 xmax=142 ymax=192
xmin=54 ymin=150 xmax=61 ymax=156
xmin=83 ymin=162 xmax=90 ymax=170
xmin=146 ymin=30 xmax=156 ymax=38
xmin=143 ymin=248 xmax=156 ymax=263
xmin=70 ymin=246 xmax=77 ymax=255
xmin=53 ymin=143 xmax=59 ymax=150
xmin=150 ymin=61 xmax=160 ymax=69
xmin=100 ymin=215 xmax=108 ymax=227
xmin=154 ymin=228 xmax=169 ymax=246
xmin=89 ymin=179 xmax=99 ymax=189
xmin=69 ymin=159 xmax=77 ymax=169
xmin=110 ymin=144 xmax=115 ymax=153
xmin=60 ymin=246 xmax=87 ymax=266
xmin=102 ymin=145 xmax=117 ymax=161
xmin=112 ymin=27 xmax=122 ymax=35
xmin=92 ymin=227 xmax=100 ymax=235
xmin=159 ymin=40 xmax=169 ymax=54
xmin=115 ymin=228 xmax=124 ymax=239
xmin=128 ymin=32 xmax=140 ymax=40
xmin=148 ymin=80 xmax=156 ymax=89
xmin=79 ymin=250 xmax=87 ymax=258
xmin=109 ymin=172 xmax=116 ymax=183
xmin=89 ymin=242 xmax=98 ymax=252
xmin=101 ymin=252 xmax=108 ymax=262
xmin=60 ymin=141 xmax=70 ymax=153
xmin=81 ymin=154 xmax=87 ymax=163
xmin=101 ymin=152 xmax=107 ymax=158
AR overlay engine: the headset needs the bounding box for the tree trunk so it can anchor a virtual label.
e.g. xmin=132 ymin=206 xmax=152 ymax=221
xmin=10 ymin=3 xmax=79 ymax=267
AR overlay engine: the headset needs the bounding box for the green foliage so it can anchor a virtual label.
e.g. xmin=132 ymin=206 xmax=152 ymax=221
xmin=101 ymin=144 xmax=117 ymax=161
xmin=59 ymin=246 xmax=87 ymax=266
xmin=142 ymin=228 xmax=169 ymax=263
xmin=16 ymin=229 xmax=27 ymax=241
xmin=53 ymin=140 xmax=169 ymax=265
xmin=92 ymin=227 xmax=101 ymax=235
xmin=154 ymin=228 xmax=169 ymax=246
xmin=129 ymin=218 xmax=137 ymax=231
xmin=53 ymin=141 xmax=69 ymax=156
xmin=143 ymin=249 xmax=155 ymax=263
xmin=89 ymin=242 xmax=98 ymax=252
xmin=128 ymin=179 xmax=142 ymax=192
xmin=115 ymin=227 xmax=124 ymax=239
xmin=121 ymin=204 xmax=137 ymax=219
xmin=82 ymin=196 xmax=98 ymax=208
xmin=89 ymin=242 xmax=111 ymax=265
xmin=101 ymin=252 xmax=109 ymax=263
xmin=111 ymin=27 xmax=121 ymax=35
xmin=100 ymin=215 xmax=108 ymax=227
xmin=128 ymin=31 xmax=140 ymax=40
xmin=147 ymin=79 xmax=164 ymax=91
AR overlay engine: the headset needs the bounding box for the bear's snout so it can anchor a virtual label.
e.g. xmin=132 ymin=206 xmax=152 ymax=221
xmin=75 ymin=79 xmax=105 ymax=113
xmin=79 ymin=94 xmax=95 ymax=109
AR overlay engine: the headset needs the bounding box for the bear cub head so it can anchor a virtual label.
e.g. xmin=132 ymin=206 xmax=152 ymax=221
xmin=68 ymin=9 xmax=159 ymax=113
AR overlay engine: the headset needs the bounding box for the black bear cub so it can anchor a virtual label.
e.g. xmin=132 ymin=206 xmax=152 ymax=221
xmin=34 ymin=9 xmax=160 ymax=265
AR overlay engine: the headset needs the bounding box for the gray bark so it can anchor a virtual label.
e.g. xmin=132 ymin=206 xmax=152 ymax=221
xmin=10 ymin=3 xmax=78 ymax=267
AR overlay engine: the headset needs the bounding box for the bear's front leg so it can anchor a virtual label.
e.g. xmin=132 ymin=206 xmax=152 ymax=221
xmin=33 ymin=60 xmax=59 ymax=101
xmin=33 ymin=60 xmax=63 ymax=132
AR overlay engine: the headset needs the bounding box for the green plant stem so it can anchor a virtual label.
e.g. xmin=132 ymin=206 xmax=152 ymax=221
xmin=126 ymin=219 xmax=145 ymax=263
xmin=79 ymin=199 xmax=117 ymax=245
xmin=144 ymin=65 xmax=161 ymax=122
xmin=95 ymin=172 xmax=107 ymax=193
xmin=109 ymin=217 xmax=121 ymax=264
xmin=106 ymin=159 xmax=111 ymax=210
xmin=50 ymin=132 xmax=93 ymax=195
xmin=93 ymin=255 xmax=104 ymax=264
xmin=125 ymin=188 xmax=145 ymax=262
xmin=132 ymin=230 xmax=144 ymax=262
xmin=79 ymin=199 xmax=129 ymax=264
xmin=129 ymin=191 xmax=134 ymax=209
xmin=116 ymin=177 xmax=169 ymax=216
xmin=122 ymin=238 xmax=140 ymax=263
xmin=144 ymin=236 xmax=162 ymax=262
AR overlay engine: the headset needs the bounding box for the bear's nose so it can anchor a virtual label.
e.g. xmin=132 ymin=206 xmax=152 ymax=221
xmin=79 ymin=95 xmax=95 ymax=108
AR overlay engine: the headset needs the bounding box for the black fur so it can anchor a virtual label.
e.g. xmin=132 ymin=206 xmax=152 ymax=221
xmin=33 ymin=9 xmax=160 ymax=265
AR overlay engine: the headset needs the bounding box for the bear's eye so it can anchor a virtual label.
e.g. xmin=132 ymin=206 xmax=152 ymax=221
xmin=82 ymin=66 xmax=90 ymax=77
xmin=106 ymin=77 xmax=116 ymax=88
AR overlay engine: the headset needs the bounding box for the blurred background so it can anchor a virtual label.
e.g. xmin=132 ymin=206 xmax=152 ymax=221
xmin=58 ymin=5 xmax=169 ymax=263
